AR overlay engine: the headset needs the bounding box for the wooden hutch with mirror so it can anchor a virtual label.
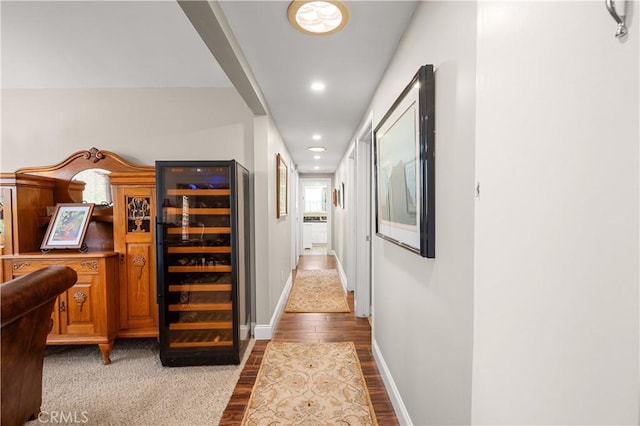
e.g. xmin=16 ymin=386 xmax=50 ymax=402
xmin=0 ymin=147 xmax=157 ymax=364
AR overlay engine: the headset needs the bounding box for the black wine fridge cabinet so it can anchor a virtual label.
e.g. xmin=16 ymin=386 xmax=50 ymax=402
xmin=155 ymin=160 xmax=251 ymax=366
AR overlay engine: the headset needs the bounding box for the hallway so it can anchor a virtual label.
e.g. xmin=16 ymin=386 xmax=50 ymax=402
xmin=220 ymin=254 xmax=398 ymax=424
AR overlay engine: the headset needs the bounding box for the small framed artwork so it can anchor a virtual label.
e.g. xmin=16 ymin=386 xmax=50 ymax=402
xmin=374 ymin=64 xmax=435 ymax=258
xmin=332 ymin=188 xmax=338 ymax=207
xmin=41 ymin=203 xmax=94 ymax=253
xmin=276 ymin=153 xmax=288 ymax=218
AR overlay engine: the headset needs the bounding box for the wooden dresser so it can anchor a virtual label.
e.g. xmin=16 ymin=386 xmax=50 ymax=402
xmin=2 ymin=251 xmax=119 ymax=364
xmin=0 ymin=148 xmax=158 ymax=364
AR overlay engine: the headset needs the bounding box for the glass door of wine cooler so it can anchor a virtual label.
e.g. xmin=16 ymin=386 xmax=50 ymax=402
xmin=156 ymin=161 xmax=245 ymax=366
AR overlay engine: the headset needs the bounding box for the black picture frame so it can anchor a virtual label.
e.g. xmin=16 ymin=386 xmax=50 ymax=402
xmin=373 ymin=65 xmax=435 ymax=258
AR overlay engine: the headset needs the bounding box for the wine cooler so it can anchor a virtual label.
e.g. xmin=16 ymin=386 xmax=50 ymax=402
xmin=155 ymin=160 xmax=251 ymax=366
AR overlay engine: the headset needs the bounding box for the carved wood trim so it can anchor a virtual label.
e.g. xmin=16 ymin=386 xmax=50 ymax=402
xmin=80 ymin=261 xmax=99 ymax=271
xmin=15 ymin=147 xmax=154 ymax=181
xmin=73 ymin=291 xmax=88 ymax=312
xmin=127 ymin=197 xmax=151 ymax=233
xmin=132 ymin=255 xmax=146 ymax=280
xmin=13 ymin=263 xmax=30 ymax=271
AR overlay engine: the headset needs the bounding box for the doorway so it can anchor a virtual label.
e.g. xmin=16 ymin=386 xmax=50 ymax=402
xmin=353 ymin=119 xmax=372 ymax=318
xmin=300 ymin=178 xmax=331 ymax=255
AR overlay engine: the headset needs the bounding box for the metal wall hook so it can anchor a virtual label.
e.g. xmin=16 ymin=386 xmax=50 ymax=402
xmin=606 ymin=0 xmax=628 ymax=38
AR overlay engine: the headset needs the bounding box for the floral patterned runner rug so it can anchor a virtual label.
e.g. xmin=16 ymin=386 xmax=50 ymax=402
xmin=285 ymin=269 xmax=350 ymax=313
xmin=241 ymin=342 xmax=378 ymax=426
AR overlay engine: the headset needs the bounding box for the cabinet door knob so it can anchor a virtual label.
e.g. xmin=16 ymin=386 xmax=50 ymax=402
xmin=60 ymin=301 xmax=66 ymax=312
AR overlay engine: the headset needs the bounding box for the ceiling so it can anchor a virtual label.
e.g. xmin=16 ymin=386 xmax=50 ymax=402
xmin=1 ymin=1 xmax=417 ymax=173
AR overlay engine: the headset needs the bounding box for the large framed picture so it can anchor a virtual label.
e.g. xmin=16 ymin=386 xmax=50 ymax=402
xmin=41 ymin=203 xmax=94 ymax=252
xmin=276 ymin=153 xmax=288 ymax=218
xmin=374 ymin=65 xmax=435 ymax=258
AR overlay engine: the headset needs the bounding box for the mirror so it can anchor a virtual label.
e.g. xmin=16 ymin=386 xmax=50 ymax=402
xmin=72 ymin=168 xmax=112 ymax=206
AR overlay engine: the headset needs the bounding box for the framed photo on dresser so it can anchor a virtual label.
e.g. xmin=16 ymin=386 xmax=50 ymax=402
xmin=41 ymin=203 xmax=94 ymax=252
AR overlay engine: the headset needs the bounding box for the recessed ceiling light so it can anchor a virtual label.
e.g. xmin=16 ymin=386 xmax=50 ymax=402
xmin=313 ymin=155 xmax=321 ymax=159
xmin=288 ymin=1 xmax=349 ymax=36
xmin=312 ymin=134 xmax=322 ymax=140
xmin=314 ymin=166 xmax=320 ymax=170
xmin=308 ymin=146 xmax=326 ymax=152
xmin=310 ymin=82 xmax=325 ymax=92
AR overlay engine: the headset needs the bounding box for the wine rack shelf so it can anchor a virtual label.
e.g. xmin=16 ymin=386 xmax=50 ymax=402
xmin=166 ymin=189 xmax=230 ymax=196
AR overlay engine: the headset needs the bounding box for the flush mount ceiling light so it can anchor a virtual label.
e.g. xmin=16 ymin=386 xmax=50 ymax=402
xmin=310 ymin=81 xmax=326 ymax=92
xmin=288 ymin=1 xmax=349 ymax=36
xmin=312 ymin=134 xmax=322 ymax=140
xmin=308 ymin=146 xmax=327 ymax=152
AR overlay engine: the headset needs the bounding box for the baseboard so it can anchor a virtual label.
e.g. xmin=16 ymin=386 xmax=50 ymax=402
xmin=372 ymin=338 xmax=413 ymax=425
xmin=332 ymin=251 xmax=348 ymax=292
xmin=253 ymin=272 xmax=292 ymax=340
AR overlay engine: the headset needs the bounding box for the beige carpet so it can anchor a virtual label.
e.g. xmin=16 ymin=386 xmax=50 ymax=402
xmin=27 ymin=338 xmax=253 ymax=426
xmin=241 ymin=342 xmax=377 ymax=426
xmin=285 ymin=269 xmax=350 ymax=313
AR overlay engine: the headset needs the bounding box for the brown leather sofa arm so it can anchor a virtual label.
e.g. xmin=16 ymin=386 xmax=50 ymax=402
xmin=1 ymin=265 xmax=77 ymax=327
xmin=1 ymin=265 xmax=78 ymax=426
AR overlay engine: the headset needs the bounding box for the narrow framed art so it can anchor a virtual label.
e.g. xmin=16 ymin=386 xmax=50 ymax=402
xmin=374 ymin=65 xmax=435 ymax=258
xmin=41 ymin=203 xmax=94 ymax=252
xmin=276 ymin=153 xmax=288 ymax=218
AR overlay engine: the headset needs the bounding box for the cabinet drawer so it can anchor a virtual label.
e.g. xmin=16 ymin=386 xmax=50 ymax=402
xmin=9 ymin=258 xmax=103 ymax=276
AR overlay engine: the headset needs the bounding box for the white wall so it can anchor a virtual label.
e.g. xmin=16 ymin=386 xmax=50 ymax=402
xmin=267 ymin=118 xmax=293 ymax=316
xmin=252 ymin=115 xmax=270 ymax=327
xmin=361 ymin=2 xmax=477 ymax=424
xmin=1 ymin=88 xmax=254 ymax=169
xmin=472 ymin=2 xmax=639 ymax=424
xmin=332 ymin=151 xmax=350 ymax=279
xmin=252 ymin=115 xmax=294 ymax=332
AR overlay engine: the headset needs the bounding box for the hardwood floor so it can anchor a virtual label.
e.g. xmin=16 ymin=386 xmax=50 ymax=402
xmin=220 ymin=254 xmax=398 ymax=425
